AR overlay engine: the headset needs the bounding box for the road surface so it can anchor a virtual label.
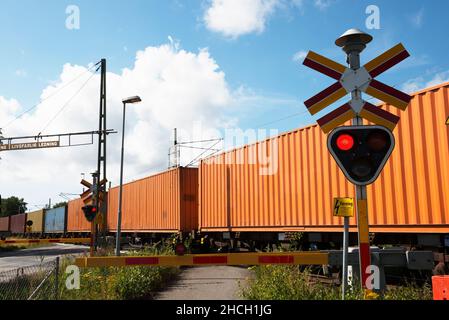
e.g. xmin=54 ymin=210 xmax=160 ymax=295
xmin=156 ymin=266 xmax=253 ymax=300
xmin=0 ymin=244 xmax=89 ymax=273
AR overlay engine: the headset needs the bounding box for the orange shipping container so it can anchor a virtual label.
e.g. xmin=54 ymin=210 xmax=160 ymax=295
xmin=108 ymin=167 xmax=198 ymax=233
xmin=199 ymin=82 xmax=449 ymax=234
xmin=67 ymin=198 xmax=91 ymax=233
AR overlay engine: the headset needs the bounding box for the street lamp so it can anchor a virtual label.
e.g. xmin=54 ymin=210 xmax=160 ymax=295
xmin=116 ymin=95 xmax=142 ymax=256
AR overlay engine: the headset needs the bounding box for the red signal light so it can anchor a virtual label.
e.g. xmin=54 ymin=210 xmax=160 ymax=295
xmin=336 ymin=134 xmax=354 ymax=151
xmin=92 ymin=207 xmax=97 ymax=213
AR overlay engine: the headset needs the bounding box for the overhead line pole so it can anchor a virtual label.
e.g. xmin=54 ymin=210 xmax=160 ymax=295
xmin=96 ymin=59 xmax=108 ymax=245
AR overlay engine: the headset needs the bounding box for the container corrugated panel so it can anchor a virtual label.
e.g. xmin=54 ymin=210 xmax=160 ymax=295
xmin=44 ymin=207 xmax=67 ymax=233
xmin=108 ymin=167 xmax=198 ymax=233
xmin=67 ymin=198 xmax=91 ymax=232
xmin=0 ymin=216 xmax=9 ymax=232
xmin=10 ymin=214 xmax=27 ymax=234
xmin=199 ymin=82 xmax=449 ymax=234
xmin=26 ymin=210 xmax=45 ymax=233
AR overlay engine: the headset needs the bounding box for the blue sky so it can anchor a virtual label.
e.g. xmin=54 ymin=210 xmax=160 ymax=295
xmin=1 ymin=0 xmax=449 ymax=206
xmin=1 ymin=0 xmax=448 ymax=134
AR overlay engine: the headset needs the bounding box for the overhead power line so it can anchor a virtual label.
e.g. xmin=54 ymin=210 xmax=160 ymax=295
xmin=2 ymin=61 xmax=100 ymax=130
xmin=38 ymin=70 xmax=98 ymax=135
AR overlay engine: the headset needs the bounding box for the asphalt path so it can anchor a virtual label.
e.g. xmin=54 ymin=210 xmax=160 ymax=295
xmin=0 ymin=244 xmax=89 ymax=273
xmin=155 ymin=266 xmax=253 ymax=300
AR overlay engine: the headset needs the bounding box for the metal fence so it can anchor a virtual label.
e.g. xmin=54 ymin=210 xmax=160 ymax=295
xmin=0 ymin=257 xmax=60 ymax=300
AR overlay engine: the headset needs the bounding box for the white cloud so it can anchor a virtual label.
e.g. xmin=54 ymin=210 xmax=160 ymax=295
xmin=292 ymin=50 xmax=307 ymax=63
xmin=401 ymin=70 xmax=449 ymax=94
xmin=204 ymin=0 xmax=280 ymax=38
xmin=410 ymin=8 xmax=424 ymax=28
xmin=15 ymin=69 xmax=27 ymax=77
xmin=0 ymin=42 xmax=234 ymax=206
xmin=313 ymin=0 xmax=333 ymax=10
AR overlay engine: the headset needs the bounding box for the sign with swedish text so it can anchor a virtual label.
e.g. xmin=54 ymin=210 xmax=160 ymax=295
xmin=333 ymin=198 xmax=354 ymax=217
xmin=0 ymin=141 xmax=60 ymax=152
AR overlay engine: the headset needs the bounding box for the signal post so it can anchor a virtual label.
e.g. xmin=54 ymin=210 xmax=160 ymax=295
xmin=337 ymin=30 xmax=373 ymax=292
xmin=302 ymin=29 xmax=412 ymax=297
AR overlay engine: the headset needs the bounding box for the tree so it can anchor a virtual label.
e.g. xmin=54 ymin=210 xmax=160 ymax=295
xmin=0 ymin=196 xmax=27 ymax=217
xmin=52 ymin=202 xmax=68 ymax=209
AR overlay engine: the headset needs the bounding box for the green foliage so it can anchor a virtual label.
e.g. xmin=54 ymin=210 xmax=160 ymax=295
xmin=0 ymin=196 xmax=27 ymax=217
xmin=242 ymin=266 xmax=343 ymax=300
xmin=241 ymin=265 xmax=433 ymax=301
xmin=52 ymin=202 xmax=68 ymax=209
xmin=0 ymin=245 xmax=27 ymax=252
xmin=383 ymin=282 xmax=433 ymax=300
xmin=114 ymin=265 xmax=178 ymax=300
xmin=59 ymin=245 xmax=180 ymax=300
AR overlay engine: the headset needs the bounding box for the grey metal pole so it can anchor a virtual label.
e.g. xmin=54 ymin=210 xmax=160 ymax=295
xmin=55 ymin=257 xmax=59 ymax=300
xmin=116 ymin=102 xmax=127 ymax=256
xmin=348 ymin=49 xmax=370 ymax=290
xmin=342 ymin=216 xmax=349 ymax=299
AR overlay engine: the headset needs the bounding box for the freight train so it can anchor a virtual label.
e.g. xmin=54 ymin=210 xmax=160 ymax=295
xmin=0 ymin=207 xmax=67 ymax=239
xmin=2 ymin=82 xmax=449 ymax=254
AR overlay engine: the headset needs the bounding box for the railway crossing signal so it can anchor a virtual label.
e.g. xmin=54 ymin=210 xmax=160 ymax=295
xmin=328 ymin=126 xmax=395 ymax=186
xmin=80 ymin=174 xmax=107 ymax=257
xmin=303 ymin=42 xmax=412 ymax=133
xmin=80 ymin=178 xmax=107 ymax=206
xmin=82 ymin=205 xmax=98 ymax=222
xmin=301 ymin=28 xmax=412 ymax=298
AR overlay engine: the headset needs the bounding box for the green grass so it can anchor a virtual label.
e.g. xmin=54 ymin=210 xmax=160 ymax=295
xmin=0 ymin=245 xmax=27 ymax=252
xmin=240 ymin=265 xmax=433 ymax=300
xmin=0 ymin=243 xmax=56 ymax=253
xmin=58 ymin=244 xmax=180 ymax=300
xmin=0 ymin=242 xmax=180 ymax=300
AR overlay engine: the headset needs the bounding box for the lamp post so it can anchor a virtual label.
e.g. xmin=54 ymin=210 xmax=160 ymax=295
xmin=116 ymin=96 xmax=142 ymax=256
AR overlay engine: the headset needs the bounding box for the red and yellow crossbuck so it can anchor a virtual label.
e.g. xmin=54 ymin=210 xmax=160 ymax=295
xmin=303 ymin=43 xmax=412 ymax=133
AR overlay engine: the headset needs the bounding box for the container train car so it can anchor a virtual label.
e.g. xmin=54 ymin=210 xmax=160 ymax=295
xmin=44 ymin=207 xmax=67 ymax=235
xmin=64 ymin=167 xmax=199 ymax=240
xmin=0 ymin=206 xmax=69 ymax=239
xmin=26 ymin=209 xmax=45 ymax=236
xmin=67 ymin=198 xmax=90 ymax=236
xmin=0 ymin=216 xmax=10 ymax=238
xmin=10 ymin=213 xmax=27 ymax=235
xmin=199 ymin=81 xmax=449 ymax=249
xmin=107 ymin=167 xmax=198 ymax=237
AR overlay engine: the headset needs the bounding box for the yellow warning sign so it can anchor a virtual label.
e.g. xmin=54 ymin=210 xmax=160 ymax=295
xmin=333 ymin=198 xmax=354 ymax=217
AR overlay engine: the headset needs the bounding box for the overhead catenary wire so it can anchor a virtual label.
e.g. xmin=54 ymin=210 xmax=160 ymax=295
xmin=177 ymin=145 xmax=221 ymax=152
xmin=185 ymin=139 xmax=222 ymax=167
xmin=253 ymin=81 xmax=403 ymax=129
xmin=2 ymin=61 xmax=100 ymax=130
xmin=37 ymin=69 xmax=99 ymax=135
